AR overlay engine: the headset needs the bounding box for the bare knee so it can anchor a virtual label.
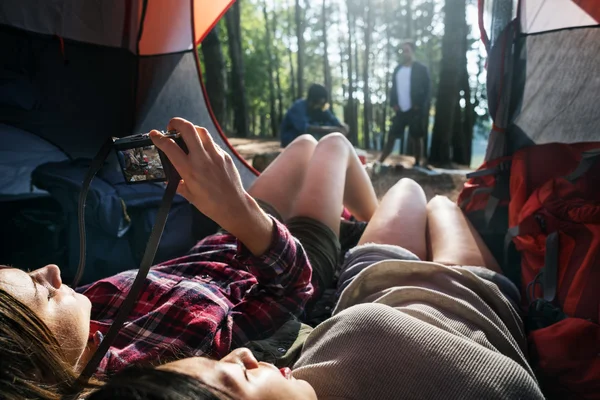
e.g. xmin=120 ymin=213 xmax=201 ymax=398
xmin=427 ymin=195 xmax=456 ymax=212
xmin=387 ymin=178 xmax=426 ymax=199
xmin=395 ymin=178 xmax=421 ymax=191
xmin=317 ymin=132 xmax=352 ymax=152
xmin=289 ymin=134 xmax=318 ymax=148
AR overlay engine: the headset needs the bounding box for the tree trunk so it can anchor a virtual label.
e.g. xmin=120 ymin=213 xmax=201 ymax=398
xmin=262 ymin=1 xmax=278 ymax=137
xmin=259 ymin=113 xmax=267 ymax=137
xmin=295 ymin=0 xmax=305 ymax=98
xmin=322 ymin=0 xmax=333 ymax=97
xmin=452 ymin=25 xmax=473 ymax=166
xmin=338 ymin=8 xmax=347 ymax=99
xmin=225 ymin=1 xmax=249 ymax=137
xmin=200 ymin=24 xmax=227 ymax=131
xmin=429 ymin=0 xmax=465 ymax=165
xmin=382 ymin=18 xmax=393 ymax=150
xmin=287 ymin=0 xmax=297 ymax=100
xmin=406 ymin=0 xmax=413 ymax=39
xmin=346 ymin=2 xmax=357 ymax=145
xmin=362 ymin=0 xmax=373 ymax=149
xmin=272 ymin=8 xmax=284 ymax=127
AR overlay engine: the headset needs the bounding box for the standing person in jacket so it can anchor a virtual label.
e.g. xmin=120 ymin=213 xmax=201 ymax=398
xmin=379 ymin=41 xmax=431 ymax=167
xmin=280 ymin=84 xmax=348 ymax=148
xmin=0 ymin=118 xmax=377 ymax=398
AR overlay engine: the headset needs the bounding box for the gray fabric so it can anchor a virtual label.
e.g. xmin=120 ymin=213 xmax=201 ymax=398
xmin=339 ymin=243 xmax=521 ymax=308
xmin=134 ymin=53 xmax=257 ymax=189
xmin=512 ymin=28 xmax=600 ymax=148
xmin=294 ymin=260 xmax=543 ymax=400
xmin=338 ymin=243 xmax=420 ymax=294
xmin=0 ymin=124 xmax=68 ymax=196
xmin=0 ymin=0 xmax=128 ymax=49
xmin=463 ymin=266 xmax=521 ymax=309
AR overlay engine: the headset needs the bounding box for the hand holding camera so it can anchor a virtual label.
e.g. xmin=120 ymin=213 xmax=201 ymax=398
xmin=150 ymin=118 xmax=274 ymax=256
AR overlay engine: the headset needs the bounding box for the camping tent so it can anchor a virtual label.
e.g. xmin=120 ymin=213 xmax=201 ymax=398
xmin=0 ymin=0 xmax=259 ymax=280
xmin=480 ymin=0 xmax=600 ymax=161
xmin=468 ymin=2 xmax=600 ymax=398
xmin=0 ymin=0 xmax=258 ymax=199
xmin=464 ymin=0 xmax=600 ymax=262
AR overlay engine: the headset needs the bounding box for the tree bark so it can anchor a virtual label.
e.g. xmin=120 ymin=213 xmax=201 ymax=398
xmin=225 ymin=1 xmax=249 ymax=137
xmin=406 ymin=0 xmax=413 ymax=39
xmin=200 ymin=24 xmax=227 ymax=131
xmin=287 ymin=0 xmax=297 ymax=100
xmin=262 ymin=1 xmax=278 ymax=137
xmin=362 ymin=0 xmax=373 ymax=149
xmin=295 ymin=0 xmax=305 ymax=98
xmin=346 ymin=2 xmax=357 ymax=145
xmin=429 ymin=0 xmax=465 ymax=165
xmin=451 ymin=18 xmax=474 ymax=166
xmin=322 ymin=0 xmax=333 ymax=97
xmin=338 ymin=7 xmax=347 ymax=100
xmin=272 ymin=7 xmax=284 ymax=127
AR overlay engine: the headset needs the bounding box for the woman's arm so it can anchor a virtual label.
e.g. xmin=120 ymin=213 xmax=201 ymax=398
xmin=150 ymin=118 xmax=273 ymax=256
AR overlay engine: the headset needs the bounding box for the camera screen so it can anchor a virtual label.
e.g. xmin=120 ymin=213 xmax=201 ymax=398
xmin=116 ymin=145 xmax=166 ymax=183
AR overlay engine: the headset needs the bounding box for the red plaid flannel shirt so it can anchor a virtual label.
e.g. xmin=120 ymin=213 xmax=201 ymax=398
xmin=80 ymin=217 xmax=314 ymax=376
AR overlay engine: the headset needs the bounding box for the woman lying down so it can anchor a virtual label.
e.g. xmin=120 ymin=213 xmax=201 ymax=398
xmin=1 ymin=119 xmax=543 ymax=399
xmin=90 ymin=133 xmax=542 ymax=397
xmin=88 ymin=179 xmax=545 ymax=400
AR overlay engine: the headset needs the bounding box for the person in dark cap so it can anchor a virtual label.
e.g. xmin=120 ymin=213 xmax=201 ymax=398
xmin=280 ymin=84 xmax=348 ymax=147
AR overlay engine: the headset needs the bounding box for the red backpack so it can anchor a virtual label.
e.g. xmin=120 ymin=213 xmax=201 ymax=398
xmin=506 ymin=143 xmax=600 ymax=399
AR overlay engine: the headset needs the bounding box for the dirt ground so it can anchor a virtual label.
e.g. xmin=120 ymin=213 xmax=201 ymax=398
xmin=229 ymin=138 xmax=469 ymax=202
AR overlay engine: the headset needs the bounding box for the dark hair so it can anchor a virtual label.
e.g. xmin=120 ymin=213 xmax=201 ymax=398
xmin=307 ymin=84 xmax=329 ymax=104
xmin=87 ymin=367 xmax=233 ymax=400
xmin=402 ymin=40 xmax=416 ymax=51
xmin=0 ymin=288 xmax=92 ymax=399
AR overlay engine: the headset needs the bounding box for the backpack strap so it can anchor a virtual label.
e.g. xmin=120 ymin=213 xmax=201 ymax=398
xmin=466 ymin=167 xmax=500 ymax=179
xmin=459 ymin=187 xmax=494 ymax=208
xmin=564 ymin=149 xmax=600 ymax=182
xmin=542 ymin=232 xmax=559 ymax=302
xmin=503 ymin=226 xmax=521 ymax=287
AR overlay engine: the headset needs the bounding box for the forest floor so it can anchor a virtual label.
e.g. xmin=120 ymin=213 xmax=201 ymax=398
xmin=229 ymin=137 xmax=470 ymax=202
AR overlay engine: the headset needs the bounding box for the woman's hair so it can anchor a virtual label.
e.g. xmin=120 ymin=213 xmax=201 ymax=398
xmin=86 ymin=367 xmax=233 ymax=400
xmin=0 ymin=287 xmax=85 ymax=400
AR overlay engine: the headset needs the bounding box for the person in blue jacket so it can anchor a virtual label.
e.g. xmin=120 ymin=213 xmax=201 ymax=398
xmin=280 ymin=84 xmax=348 ymax=147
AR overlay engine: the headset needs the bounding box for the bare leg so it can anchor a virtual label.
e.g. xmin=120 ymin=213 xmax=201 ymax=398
xmin=247 ymin=134 xmax=317 ymax=220
xmin=413 ymin=137 xmax=423 ymax=166
xmin=379 ymin=134 xmax=396 ymax=164
xmin=357 ymin=178 xmax=427 ymax=260
xmin=291 ymin=133 xmax=378 ymax=236
xmin=427 ymin=196 xmax=501 ymax=273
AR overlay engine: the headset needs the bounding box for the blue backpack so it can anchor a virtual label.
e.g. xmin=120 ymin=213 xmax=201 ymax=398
xmin=31 ymin=158 xmax=198 ymax=284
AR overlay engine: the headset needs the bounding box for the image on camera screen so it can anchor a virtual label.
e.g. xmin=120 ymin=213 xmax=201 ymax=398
xmin=117 ymin=145 xmax=166 ymax=183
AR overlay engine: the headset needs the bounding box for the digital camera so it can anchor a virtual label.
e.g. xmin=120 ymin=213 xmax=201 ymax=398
xmin=113 ymin=131 xmax=185 ymax=184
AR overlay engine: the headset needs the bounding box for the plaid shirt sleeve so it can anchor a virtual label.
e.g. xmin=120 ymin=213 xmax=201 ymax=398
xmin=228 ymin=217 xmax=315 ymax=346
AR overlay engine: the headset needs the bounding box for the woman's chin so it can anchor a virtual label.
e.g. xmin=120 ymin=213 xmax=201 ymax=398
xmin=76 ymin=292 xmax=92 ymax=313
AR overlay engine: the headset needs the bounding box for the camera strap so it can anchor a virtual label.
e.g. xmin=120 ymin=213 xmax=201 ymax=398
xmin=73 ymin=138 xmax=180 ymax=384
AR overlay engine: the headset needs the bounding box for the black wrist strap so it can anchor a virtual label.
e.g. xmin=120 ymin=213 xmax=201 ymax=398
xmin=73 ymin=139 xmax=180 ymax=385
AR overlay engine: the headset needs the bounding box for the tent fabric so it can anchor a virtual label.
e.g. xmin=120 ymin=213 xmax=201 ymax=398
xmin=480 ymin=0 xmax=600 ymax=161
xmin=0 ymin=123 xmax=68 ymax=196
xmin=509 ymin=27 xmax=600 ymax=151
xmin=481 ymin=0 xmax=518 ymax=49
xmin=0 ymin=0 xmax=234 ymax=55
xmin=521 ymin=0 xmax=600 ymax=34
xmin=134 ymin=52 xmax=258 ymax=185
xmin=0 ymin=0 xmax=257 ymax=190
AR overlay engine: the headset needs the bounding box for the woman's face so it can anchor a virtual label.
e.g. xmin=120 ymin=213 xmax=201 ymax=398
xmin=0 ymin=265 xmax=92 ymax=366
xmin=158 ymin=348 xmax=317 ymax=400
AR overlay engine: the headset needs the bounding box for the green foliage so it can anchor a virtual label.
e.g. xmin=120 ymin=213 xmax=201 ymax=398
xmin=205 ymin=0 xmax=488 ymax=142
